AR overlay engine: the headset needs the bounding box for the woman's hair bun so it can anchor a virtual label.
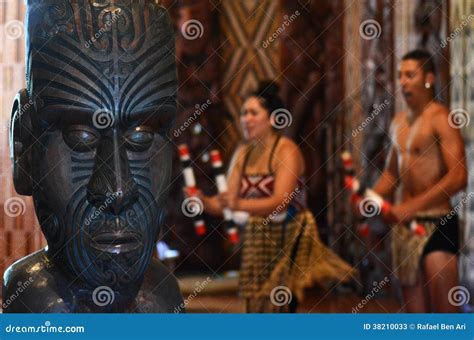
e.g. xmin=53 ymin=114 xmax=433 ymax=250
xmin=248 ymin=80 xmax=285 ymax=115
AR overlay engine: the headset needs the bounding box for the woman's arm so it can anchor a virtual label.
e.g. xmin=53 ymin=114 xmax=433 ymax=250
xmin=199 ymin=194 xmax=223 ymax=217
xmin=195 ymin=144 xmax=247 ymax=217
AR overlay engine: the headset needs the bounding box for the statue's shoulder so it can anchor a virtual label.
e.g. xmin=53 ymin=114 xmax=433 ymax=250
xmin=137 ymin=259 xmax=184 ymax=313
xmin=2 ymin=249 xmax=70 ymax=313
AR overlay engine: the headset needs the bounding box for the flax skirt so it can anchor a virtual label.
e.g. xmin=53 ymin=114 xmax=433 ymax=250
xmin=239 ymin=209 xmax=358 ymax=313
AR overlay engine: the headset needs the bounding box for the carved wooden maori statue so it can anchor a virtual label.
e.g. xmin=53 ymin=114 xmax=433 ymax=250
xmin=3 ymin=0 xmax=183 ymax=313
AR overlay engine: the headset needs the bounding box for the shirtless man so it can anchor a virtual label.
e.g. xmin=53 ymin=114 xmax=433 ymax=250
xmin=370 ymin=50 xmax=467 ymax=312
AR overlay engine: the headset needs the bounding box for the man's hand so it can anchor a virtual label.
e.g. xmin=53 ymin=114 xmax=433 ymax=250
xmin=382 ymin=202 xmax=415 ymax=224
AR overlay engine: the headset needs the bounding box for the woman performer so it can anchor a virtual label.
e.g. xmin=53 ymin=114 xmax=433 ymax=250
xmin=188 ymin=81 xmax=357 ymax=313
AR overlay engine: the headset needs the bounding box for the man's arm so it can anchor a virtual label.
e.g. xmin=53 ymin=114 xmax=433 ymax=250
xmin=410 ymin=109 xmax=467 ymax=209
xmin=373 ymin=144 xmax=399 ymax=200
xmin=373 ymin=121 xmax=399 ymax=200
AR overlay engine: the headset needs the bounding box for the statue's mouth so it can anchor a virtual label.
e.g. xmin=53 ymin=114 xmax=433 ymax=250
xmin=90 ymin=232 xmax=142 ymax=254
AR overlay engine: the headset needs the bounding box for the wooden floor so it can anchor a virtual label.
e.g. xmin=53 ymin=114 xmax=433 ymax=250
xmin=184 ymin=290 xmax=401 ymax=313
xmin=178 ymin=274 xmax=401 ymax=313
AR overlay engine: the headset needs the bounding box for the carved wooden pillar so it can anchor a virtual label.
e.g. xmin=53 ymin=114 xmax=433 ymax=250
xmin=342 ymin=0 xmax=396 ymax=294
xmin=414 ymin=0 xmax=450 ymax=104
xmin=449 ymin=0 xmax=474 ymax=304
xmin=280 ymin=0 xmax=346 ymax=242
xmin=393 ymin=0 xmax=449 ymax=111
xmin=161 ymin=0 xmax=239 ymax=272
xmin=219 ymin=0 xmax=281 ymax=119
xmin=358 ymin=0 xmax=395 ymax=292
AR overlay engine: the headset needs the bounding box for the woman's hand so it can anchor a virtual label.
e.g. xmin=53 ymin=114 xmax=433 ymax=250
xmin=217 ymin=192 xmax=237 ymax=210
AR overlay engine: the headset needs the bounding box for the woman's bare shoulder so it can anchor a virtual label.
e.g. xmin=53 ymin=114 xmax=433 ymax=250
xmin=277 ymin=136 xmax=302 ymax=154
xmin=229 ymin=142 xmax=250 ymax=167
xmin=274 ymin=136 xmax=305 ymax=173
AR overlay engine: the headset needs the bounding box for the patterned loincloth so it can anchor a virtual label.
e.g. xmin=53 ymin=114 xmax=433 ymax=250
xmin=239 ymin=209 xmax=358 ymax=312
xmin=391 ymin=211 xmax=454 ymax=287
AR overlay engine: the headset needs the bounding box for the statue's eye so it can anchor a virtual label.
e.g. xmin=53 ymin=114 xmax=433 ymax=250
xmin=125 ymin=127 xmax=154 ymax=151
xmin=63 ymin=126 xmax=100 ymax=152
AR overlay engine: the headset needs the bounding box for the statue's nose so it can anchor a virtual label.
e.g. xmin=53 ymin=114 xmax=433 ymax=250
xmin=87 ymin=129 xmax=138 ymax=215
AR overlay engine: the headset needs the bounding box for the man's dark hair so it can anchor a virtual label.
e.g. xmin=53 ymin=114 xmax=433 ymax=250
xmin=401 ymin=49 xmax=436 ymax=75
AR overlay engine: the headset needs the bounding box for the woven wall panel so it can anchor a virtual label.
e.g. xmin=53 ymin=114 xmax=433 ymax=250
xmin=220 ymin=0 xmax=280 ymax=121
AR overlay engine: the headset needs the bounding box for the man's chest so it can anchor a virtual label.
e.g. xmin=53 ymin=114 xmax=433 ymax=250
xmin=393 ymin=117 xmax=438 ymax=156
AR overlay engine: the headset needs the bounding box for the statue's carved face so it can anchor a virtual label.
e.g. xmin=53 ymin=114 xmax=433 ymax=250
xmin=22 ymin=0 xmax=176 ymax=290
